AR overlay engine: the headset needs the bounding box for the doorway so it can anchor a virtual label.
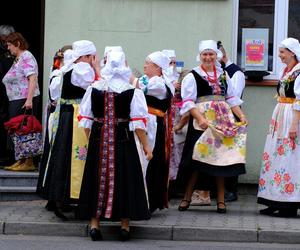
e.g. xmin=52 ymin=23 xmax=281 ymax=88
xmin=0 ymin=0 xmax=45 ymax=114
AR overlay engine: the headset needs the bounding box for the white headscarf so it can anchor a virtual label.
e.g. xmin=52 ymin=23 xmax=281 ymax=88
xmin=279 ymin=38 xmax=300 ymax=62
xmin=100 ymin=51 xmax=133 ymax=93
xmin=161 ymin=49 xmax=179 ymax=91
xmin=147 ymin=51 xmax=170 ymax=70
xmin=196 ymin=40 xmax=223 ymax=62
xmin=71 ymin=40 xmax=97 ymax=63
xmin=63 ymin=49 xmax=74 ymax=65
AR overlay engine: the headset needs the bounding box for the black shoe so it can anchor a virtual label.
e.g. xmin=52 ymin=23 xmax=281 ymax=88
xmin=45 ymin=201 xmax=56 ymax=211
xmin=90 ymin=228 xmax=103 ymax=241
xmin=276 ymin=208 xmax=298 ymax=218
xmin=259 ymin=207 xmax=278 ymax=215
xmin=216 ymin=202 xmax=227 ymax=213
xmin=54 ymin=207 xmax=68 ymax=221
xmin=119 ymin=228 xmax=130 ymax=241
xmin=224 ymin=191 xmax=238 ymax=202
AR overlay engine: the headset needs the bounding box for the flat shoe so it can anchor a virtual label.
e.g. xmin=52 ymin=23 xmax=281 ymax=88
xmin=119 ymin=228 xmax=130 ymax=241
xmin=259 ymin=207 xmax=278 ymax=215
xmin=178 ymin=199 xmax=191 ymax=211
xmin=217 ymin=201 xmax=227 ymax=213
xmin=90 ymin=228 xmax=103 ymax=241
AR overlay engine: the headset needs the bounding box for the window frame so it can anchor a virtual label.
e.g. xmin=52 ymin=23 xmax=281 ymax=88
xmin=232 ymin=0 xmax=289 ymax=80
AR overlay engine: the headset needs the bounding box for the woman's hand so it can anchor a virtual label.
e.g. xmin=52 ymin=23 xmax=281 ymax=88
xmin=240 ymin=115 xmax=248 ymax=125
xmin=197 ymin=116 xmax=209 ymax=130
xmin=143 ymin=145 xmax=153 ymax=161
xmin=289 ymin=124 xmax=298 ymax=140
xmin=22 ymin=98 xmax=33 ymax=110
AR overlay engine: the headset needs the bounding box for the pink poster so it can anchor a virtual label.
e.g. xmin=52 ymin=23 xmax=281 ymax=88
xmin=245 ymin=39 xmax=264 ymax=66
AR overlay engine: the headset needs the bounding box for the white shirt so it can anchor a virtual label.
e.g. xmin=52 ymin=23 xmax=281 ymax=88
xmin=79 ymin=81 xmax=149 ymax=131
xmin=139 ymin=75 xmax=168 ymax=100
xmin=180 ymin=66 xmax=243 ymax=115
xmin=225 ymin=60 xmax=245 ymax=99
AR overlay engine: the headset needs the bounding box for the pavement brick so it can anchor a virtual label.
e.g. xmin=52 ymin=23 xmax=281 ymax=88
xmin=4 ymin=222 xmax=88 ymax=236
xmin=0 ymin=195 xmax=300 ymax=243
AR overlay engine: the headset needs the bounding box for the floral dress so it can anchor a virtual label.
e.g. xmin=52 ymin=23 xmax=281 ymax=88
xmin=258 ymin=63 xmax=300 ymax=207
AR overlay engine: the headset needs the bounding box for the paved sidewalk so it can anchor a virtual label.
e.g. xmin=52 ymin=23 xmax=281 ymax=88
xmin=1 ymin=195 xmax=300 ymax=243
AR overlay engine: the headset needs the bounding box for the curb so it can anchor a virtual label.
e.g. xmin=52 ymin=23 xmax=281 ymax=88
xmin=2 ymin=220 xmax=300 ymax=243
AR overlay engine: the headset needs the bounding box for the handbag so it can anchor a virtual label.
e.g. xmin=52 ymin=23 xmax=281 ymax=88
xmin=12 ymin=132 xmax=43 ymax=160
xmin=9 ymin=111 xmax=43 ymax=160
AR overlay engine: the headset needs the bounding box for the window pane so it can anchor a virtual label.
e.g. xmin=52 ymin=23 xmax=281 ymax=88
xmin=288 ymin=0 xmax=300 ymax=41
xmin=238 ymin=0 xmax=274 ymax=71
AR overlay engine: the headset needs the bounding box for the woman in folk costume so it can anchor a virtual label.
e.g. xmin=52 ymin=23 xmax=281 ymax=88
xmin=38 ymin=40 xmax=100 ymax=220
xmin=36 ymin=47 xmax=73 ymax=210
xmin=176 ymin=40 xmax=247 ymax=213
xmin=77 ymin=51 xmax=152 ymax=241
xmin=137 ymin=51 xmax=174 ymax=213
xmin=258 ymin=38 xmax=300 ymax=218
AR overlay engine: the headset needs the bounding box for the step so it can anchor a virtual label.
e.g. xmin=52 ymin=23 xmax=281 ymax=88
xmin=0 ymin=186 xmax=39 ymax=201
xmin=0 ymin=169 xmax=38 ymax=187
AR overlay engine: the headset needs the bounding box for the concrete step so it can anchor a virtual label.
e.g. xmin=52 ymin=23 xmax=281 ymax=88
xmin=0 ymin=186 xmax=39 ymax=201
xmin=0 ymin=169 xmax=38 ymax=187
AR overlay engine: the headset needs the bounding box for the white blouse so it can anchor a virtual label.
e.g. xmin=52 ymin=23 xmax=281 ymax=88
xmin=71 ymin=62 xmax=95 ymax=90
xmin=49 ymin=62 xmax=93 ymax=101
xmin=180 ymin=66 xmax=243 ymax=115
xmin=79 ymin=82 xmax=149 ymax=131
xmin=139 ymin=75 xmax=168 ymax=100
xmin=225 ymin=61 xmax=245 ymax=99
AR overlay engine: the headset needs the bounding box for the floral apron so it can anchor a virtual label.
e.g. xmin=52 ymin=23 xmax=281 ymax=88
xmin=192 ymin=95 xmax=247 ymax=166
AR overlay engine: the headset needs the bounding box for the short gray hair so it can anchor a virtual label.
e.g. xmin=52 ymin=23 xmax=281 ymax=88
xmin=0 ymin=25 xmax=15 ymax=36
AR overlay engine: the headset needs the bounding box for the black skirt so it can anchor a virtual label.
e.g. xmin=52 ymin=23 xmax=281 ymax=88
xmin=176 ymin=116 xmax=246 ymax=190
xmin=146 ymin=116 xmax=169 ymax=213
xmin=40 ymin=104 xmax=74 ymax=203
xmin=77 ymin=121 xmax=150 ymax=221
xmin=257 ymin=197 xmax=300 ymax=209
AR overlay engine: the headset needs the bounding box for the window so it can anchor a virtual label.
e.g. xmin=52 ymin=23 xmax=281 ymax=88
xmin=233 ymin=0 xmax=289 ymax=80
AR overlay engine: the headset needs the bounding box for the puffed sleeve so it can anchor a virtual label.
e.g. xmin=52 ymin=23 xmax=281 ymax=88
xmin=225 ymin=74 xmax=243 ymax=107
xmin=71 ymin=62 xmax=95 ymax=89
xmin=129 ymin=89 xmax=149 ymax=132
xmin=180 ymin=73 xmax=197 ymax=115
xmin=230 ymin=71 xmax=245 ymax=99
xmin=293 ymin=75 xmax=300 ymax=111
xmin=49 ymin=70 xmax=63 ymax=101
xmin=21 ymin=51 xmax=38 ymax=77
xmin=78 ymin=86 xmax=94 ymax=128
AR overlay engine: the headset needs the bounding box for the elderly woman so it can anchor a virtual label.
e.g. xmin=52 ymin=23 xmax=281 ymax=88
xmin=2 ymin=32 xmax=40 ymax=171
xmin=138 ymin=51 xmax=174 ymax=213
xmin=77 ymin=51 xmax=152 ymax=241
xmin=176 ymin=40 xmax=247 ymax=213
xmin=258 ymin=38 xmax=300 ymax=218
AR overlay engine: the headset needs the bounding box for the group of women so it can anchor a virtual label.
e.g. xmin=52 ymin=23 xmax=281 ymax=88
xmin=1 ymin=30 xmax=300 ymax=241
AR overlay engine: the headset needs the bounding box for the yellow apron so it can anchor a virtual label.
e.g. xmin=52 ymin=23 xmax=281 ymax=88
xmin=70 ymin=104 xmax=88 ymax=199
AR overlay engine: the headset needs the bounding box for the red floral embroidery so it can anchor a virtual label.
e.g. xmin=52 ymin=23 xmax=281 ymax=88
xmin=274 ymin=173 xmax=281 ymax=185
xmin=277 ymin=145 xmax=285 ymax=156
xmin=289 ymin=140 xmax=296 ymax=150
xmin=283 ymin=138 xmax=289 ymax=144
xmin=283 ymin=173 xmax=291 ymax=182
xmin=262 ymin=152 xmax=269 ymax=161
xmin=259 ymin=178 xmax=265 ymax=187
xmin=265 ymin=161 xmax=270 ymax=172
xmin=285 ymin=183 xmax=295 ymax=194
